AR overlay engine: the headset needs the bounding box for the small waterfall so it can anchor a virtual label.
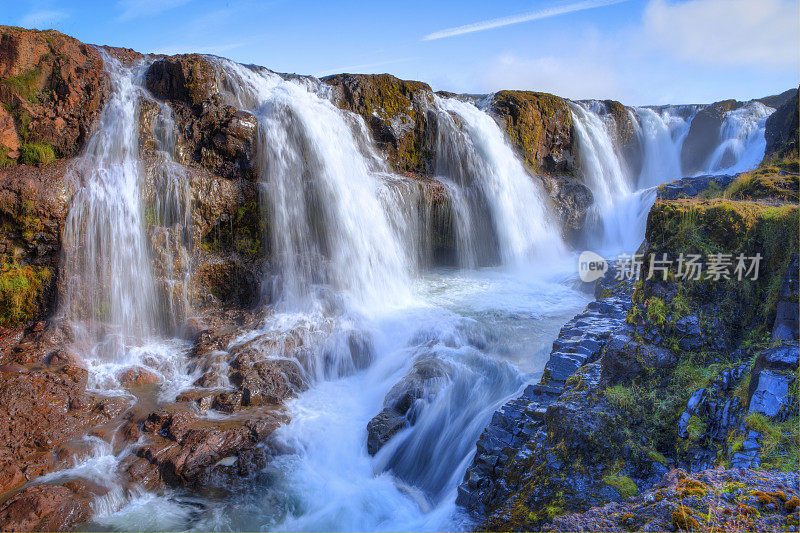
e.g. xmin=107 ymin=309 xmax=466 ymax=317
xmin=60 ymin=54 xmax=195 ymax=395
xmin=61 ymin=55 xmax=158 ymax=342
xmin=634 ymin=106 xmax=693 ymax=189
xmin=704 ymin=101 xmax=773 ymax=174
xmin=434 ymin=96 xmax=565 ymax=267
xmin=213 ymin=60 xmax=414 ymax=312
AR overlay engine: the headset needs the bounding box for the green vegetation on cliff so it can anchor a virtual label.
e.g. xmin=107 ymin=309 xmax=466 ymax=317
xmin=0 ymin=258 xmax=51 ymax=327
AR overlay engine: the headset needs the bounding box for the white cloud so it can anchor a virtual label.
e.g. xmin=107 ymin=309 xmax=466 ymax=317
xmin=117 ymin=0 xmax=192 ymax=21
xmin=422 ymin=0 xmax=631 ymax=41
xmin=642 ymin=0 xmax=799 ymax=68
xmin=479 ymin=53 xmax=622 ymax=101
xmin=19 ymin=9 xmax=68 ymax=29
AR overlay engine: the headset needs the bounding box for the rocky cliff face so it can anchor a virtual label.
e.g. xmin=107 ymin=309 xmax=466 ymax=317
xmin=765 ymin=88 xmax=799 ymax=160
xmin=0 ymin=27 xmax=110 ymax=166
xmin=681 ymin=99 xmax=742 ymax=175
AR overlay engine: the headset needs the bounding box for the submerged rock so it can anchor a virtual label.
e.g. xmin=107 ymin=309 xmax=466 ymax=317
xmin=366 ymin=355 xmax=451 ymax=455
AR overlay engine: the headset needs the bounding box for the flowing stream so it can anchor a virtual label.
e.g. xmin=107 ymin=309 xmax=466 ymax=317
xmin=46 ymin=54 xmax=778 ymax=531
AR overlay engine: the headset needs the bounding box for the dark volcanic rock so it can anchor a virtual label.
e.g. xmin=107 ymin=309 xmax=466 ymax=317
xmin=772 ymin=255 xmax=799 ymax=342
xmin=457 ymin=267 xmax=635 ymax=522
xmin=764 ymin=87 xmax=798 ymax=159
xmin=366 ymin=355 xmax=451 ymax=455
xmin=657 ymin=173 xmax=737 ymax=201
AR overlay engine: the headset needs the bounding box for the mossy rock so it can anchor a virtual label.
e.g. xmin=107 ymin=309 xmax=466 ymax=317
xmin=0 ymin=259 xmax=52 ymax=327
xmin=645 ymin=197 xmax=798 ymax=336
xmin=323 ymin=73 xmax=436 ymax=175
xmin=200 ymin=199 xmax=266 ymax=262
xmin=17 ymin=142 xmax=56 ymax=166
xmin=491 ymin=90 xmax=574 ymax=176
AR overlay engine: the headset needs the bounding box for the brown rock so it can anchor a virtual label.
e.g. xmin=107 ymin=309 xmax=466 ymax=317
xmin=118 ymin=366 xmax=161 ymax=387
xmin=323 ymin=73 xmax=437 ymax=175
xmin=490 ymin=90 xmax=575 ymax=176
xmin=0 ymin=26 xmax=110 ymax=160
xmin=0 ymin=483 xmax=92 ymax=532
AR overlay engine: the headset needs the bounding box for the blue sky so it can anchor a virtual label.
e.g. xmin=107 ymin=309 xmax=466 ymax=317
xmin=4 ymin=0 xmax=798 ymax=105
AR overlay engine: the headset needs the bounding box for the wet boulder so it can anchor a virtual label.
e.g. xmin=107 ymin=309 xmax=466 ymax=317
xmin=0 ymin=482 xmax=93 ymax=532
xmin=366 ymin=355 xmax=451 ymax=455
xmin=539 ymin=174 xmax=594 ymax=233
xmin=230 ymin=356 xmax=305 ymax=407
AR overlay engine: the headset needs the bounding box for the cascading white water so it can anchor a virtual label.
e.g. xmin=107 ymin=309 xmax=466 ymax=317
xmin=704 ymin=101 xmax=774 ymax=175
xmin=569 ymin=98 xmax=774 ymax=254
xmin=212 ymin=60 xmax=413 ymax=313
xmin=45 ymin=49 xmax=784 ymax=533
xmin=635 ymin=106 xmax=693 ymax=189
xmin=434 ymin=96 xmax=565 ymax=267
xmin=61 ymin=55 xmax=158 ymax=341
xmin=60 ymin=54 xmax=195 ymax=393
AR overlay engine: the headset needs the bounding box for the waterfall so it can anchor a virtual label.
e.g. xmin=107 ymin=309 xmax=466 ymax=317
xmin=434 ymin=96 xmax=565 ymax=267
xmin=60 ymin=53 xmax=194 ymax=394
xmin=704 ymin=101 xmax=773 ymax=174
xmin=212 ymin=60 xmax=414 ymax=312
xmin=569 ymin=98 xmax=775 ymax=254
xmin=61 ymin=55 xmax=158 ymax=342
xmin=634 ymin=106 xmax=693 ymax=189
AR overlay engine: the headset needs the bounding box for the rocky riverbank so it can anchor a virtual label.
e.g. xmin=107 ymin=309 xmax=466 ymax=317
xmin=456 ymin=119 xmax=799 ymax=530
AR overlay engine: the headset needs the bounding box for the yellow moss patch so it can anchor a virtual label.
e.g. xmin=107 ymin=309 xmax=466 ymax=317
xmin=0 ymin=259 xmax=51 ymax=327
xmin=677 ymin=477 xmax=709 ymax=498
xmin=672 ymin=505 xmax=700 ymax=531
xmin=785 ymin=496 xmax=799 ymax=513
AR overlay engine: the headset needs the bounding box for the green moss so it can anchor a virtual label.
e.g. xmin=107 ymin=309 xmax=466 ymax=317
xmin=644 ymin=197 xmax=799 ymax=343
xmin=0 ymin=147 xmax=15 ymax=168
xmin=18 ymin=142 xmax=55 ymax=166
xmin=646 ymin=297 xmax=668 ymax=327
xmin=602 ymin=474 xmax=638 ymax=498
xmin=686 ymin=415 xmax=707 ymax=441
xmin=201 ymin=199 xmax=266 ymax=261
xmin=0 ymin=67 xmax=41 ymax=102
xmin=724 ymin=157 xmax=799 ymax=202
xmin=0 ymin=259 xmax=51 ymax=327
xmin=604 ymin=384 xmax=635 ymax=410
xmin=744 ymin=413 xmax=799 ymax=472
xmin=646 ymin=448 xmax=668 ymax=466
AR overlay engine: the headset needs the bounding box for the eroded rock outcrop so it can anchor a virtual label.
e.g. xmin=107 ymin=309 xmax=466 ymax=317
xmin=0 ymin=26 xmax=110 ymax=165
xmin=323 ymin=73 xmax=438 ymax=175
